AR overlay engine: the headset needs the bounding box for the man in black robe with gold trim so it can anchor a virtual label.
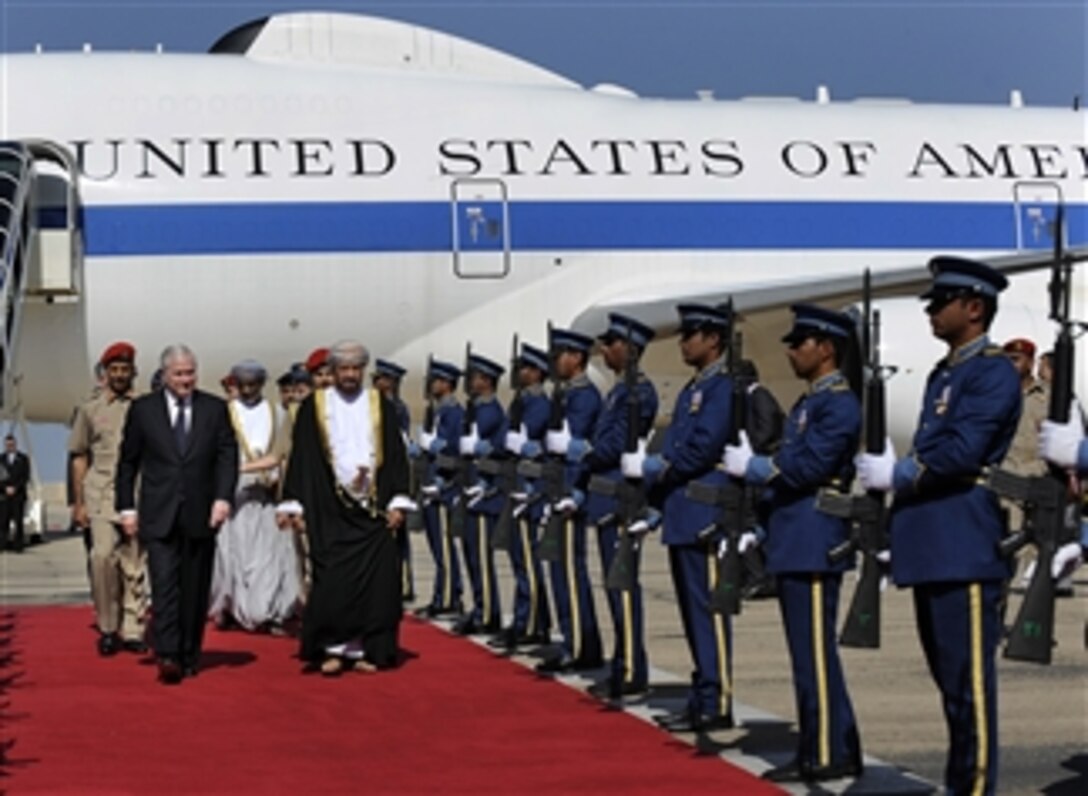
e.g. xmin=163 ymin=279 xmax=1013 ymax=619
xmin=278 ymin=340 xmax=413 ymax=675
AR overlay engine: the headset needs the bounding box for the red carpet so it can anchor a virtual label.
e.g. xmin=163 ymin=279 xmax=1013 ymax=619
xmin=1 ymin=606 xmax=779 ymax=794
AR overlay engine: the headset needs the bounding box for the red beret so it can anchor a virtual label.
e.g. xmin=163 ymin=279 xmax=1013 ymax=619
xmin=305 ymin=347 xmax=330 ymax=373
xmin=1003 ymin=338 xmax=1036 ymax=357
xmin=99 ymin=341 xmax=135 ymax=365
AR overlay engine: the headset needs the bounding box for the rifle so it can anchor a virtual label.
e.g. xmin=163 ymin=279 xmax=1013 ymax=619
xmin=818 ymin=269 xmax=891 ymax=649
xmin=988 ymin=208 xmax=1080 ymax=664
xmin=479 ymin=334 xmax=521 ymax=551
xmin=405 ymin=355 xmax=434 ymax=533
xmin=686 ymin=300 xmax=749 ymax=615
xmin=588 ymin=318 xmax=647 ymax=591
xmin=435 ymin=343 xmax=473 ymax=538
xmin=519 ymin=323 xmax=567 ymax=563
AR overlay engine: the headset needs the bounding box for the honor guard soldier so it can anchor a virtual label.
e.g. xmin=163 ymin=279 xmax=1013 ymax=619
xmin=576 ymin=313 xmax=659 ymax=698
xmin=374 ymin=358 xmax=414 ymax=601
xmin=535 ymin=327 xmax=604 ymax=673
xmin=724 ymin=305 xmax=863 ymax=783
xmin=416 ymin=359 xmax=465 ymax=618
xmin=623 ymin=303 xmax=735 ymax=731
xmin=69 ymin=342 xmax=149 ymax=655
xmin=858 ymin=257 xmax=1021 ymax=796
xmin=491 ymin=342 xmax=553 ymax=649
xmin=454 ymin=353 xmax=507 ymax=635
xmin=373 ymin=359 xmax=411 ymax=433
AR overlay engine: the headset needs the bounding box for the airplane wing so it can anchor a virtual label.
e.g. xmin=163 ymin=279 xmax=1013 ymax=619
xmin=571 ymin=246 xmax=1088 ymax=338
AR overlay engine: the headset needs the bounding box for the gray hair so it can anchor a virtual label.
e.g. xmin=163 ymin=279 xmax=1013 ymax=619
xmin=328 ymin=339 xmax=370 ymax=368
xmin=160 ymin=343 xmax=197 ymax=370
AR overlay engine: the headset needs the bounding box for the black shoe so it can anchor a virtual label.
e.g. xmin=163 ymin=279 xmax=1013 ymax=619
xmin=183 ymin=664 xmax=199 ymax=678
xmin=535 ymin=654 xmax=604 ymax=674
xmin=28 ymin=534 xmax=43 ymax=546
xmin=97 ymin=633 xmax=121 ymax=657
xmin=808 ymin=759 xmax=863 ymax=782
xmin=655 ymin=710 xmax=734 ymax=733
xmin=452 ymin=617 xmax=480 ymax=636
xmin=121 ymin=638 xmax=149 ymax=654
xmin=515 ymin=630 xmax=551 ymax=647
xmin=588 ymin=678 xmax=648 ymax=700
xmin=158 ymin=658 xmax=183 ymax=685
xmin=402 ymin=592 xmax=416 ymax=604
xmin=762 ymin=759 xmax=807 ymax=783
xmin=486 ymin=628 xmax=518 ymax=650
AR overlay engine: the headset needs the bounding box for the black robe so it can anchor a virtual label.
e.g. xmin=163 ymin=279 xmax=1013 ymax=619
xmin=284 ymin=388 xmax=410 ymax=666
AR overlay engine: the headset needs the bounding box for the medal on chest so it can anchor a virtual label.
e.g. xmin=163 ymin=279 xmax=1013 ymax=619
xmin=689 ymin=389 xmax=703 ymax=415
xmin=934 ymin=384 xmax=952 ymax=416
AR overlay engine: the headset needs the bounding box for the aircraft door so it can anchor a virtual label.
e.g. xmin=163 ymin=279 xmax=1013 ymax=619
xmin=450 ymin=178 xmax=510 ymax=278
xmin=1013 ymin=181 xmax=1064 ymax=250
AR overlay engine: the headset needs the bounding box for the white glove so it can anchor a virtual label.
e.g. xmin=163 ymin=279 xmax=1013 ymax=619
xmin=1039 ymin=412 xmax=1085 ymax=469
xmin=723 ymin=430 xmax=754 ymax=478
xmin=419 ymin=430 xmax=437 ymax=452
xmin=505 ymin=425 xmax=528 ymax=455
xmin=464 ymin=482 xmax=486 ymax=508
xmin=545 ymin=420 xmax=572 ymax=455
xmin=1051 ymin=541 xmax=1084 ymax=581
xmin=716 ymin=531 xmax=758 ymax=556
xmin=620 ymin=439 xmax=648 ymax=479
xmin=459 ymin=423 xmax=481 ymax=457
xmin=856 ymin=438 xmax=897 ymax=492
xmin=554 ymin=497 xmax=578 ymax=514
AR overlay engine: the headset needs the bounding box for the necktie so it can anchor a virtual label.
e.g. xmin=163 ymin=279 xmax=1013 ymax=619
xmin=174 ymin=400 xmax=188 ymax=453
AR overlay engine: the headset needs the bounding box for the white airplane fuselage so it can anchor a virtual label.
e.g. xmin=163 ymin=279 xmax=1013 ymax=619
xmin=2 ymin=30 xmax=1086 ymax=431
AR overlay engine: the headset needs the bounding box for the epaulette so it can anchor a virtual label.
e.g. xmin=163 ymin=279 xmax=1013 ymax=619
xmin=830 ymin=382 xmax=851 ymax=392
xmin=982 ymin=345 xmax=1005 ymax=357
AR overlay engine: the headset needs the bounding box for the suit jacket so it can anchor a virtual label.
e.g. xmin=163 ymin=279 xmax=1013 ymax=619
xmin=0 ymin=451 xmax=30 ymax=498
xmin=115 ymin=389 xmax=239 ymax=539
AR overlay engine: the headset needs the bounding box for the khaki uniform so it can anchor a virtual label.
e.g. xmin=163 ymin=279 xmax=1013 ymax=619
xmin=69 ymin=391 xmax=148 ymax=640
xmin=1000 ymin=379 xmax=1049 ymax=580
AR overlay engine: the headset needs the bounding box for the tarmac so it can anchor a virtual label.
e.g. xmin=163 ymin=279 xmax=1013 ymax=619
xmin=2 ymin=504 xmax=1085 ymax=794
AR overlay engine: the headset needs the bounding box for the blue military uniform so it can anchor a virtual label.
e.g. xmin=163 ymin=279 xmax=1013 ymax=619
xmin=505 ymin=343 xmax=552 ymax=642
xmin=459 ymin=353 xmax=507 ymax=632
xmin=375 ymin=358 xmax=413 ymax=599
xmin=581 ymin=313 xmax=659 ymax=693
xmin=882 ymin=258 xmax=1020 ymax=796
xmin=741 ymin=305 xmax=862 ymax=778
xmin=421 ymin=360 xmax=464 ymax=615
xmin=540 ymin=328 xmax=603 ymax=669
xmin=642 ymin=303 xmax=735 ymax=725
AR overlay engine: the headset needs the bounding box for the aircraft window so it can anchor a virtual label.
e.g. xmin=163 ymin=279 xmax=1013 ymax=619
xmin=208 ymin=17 xmax=268 ymax=54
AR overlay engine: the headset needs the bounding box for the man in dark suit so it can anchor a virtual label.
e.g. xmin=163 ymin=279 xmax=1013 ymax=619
xmin=0 ymin=434 xmax=31 ymax=552
xmin=116 ymin=344 xmax=238 ymax=684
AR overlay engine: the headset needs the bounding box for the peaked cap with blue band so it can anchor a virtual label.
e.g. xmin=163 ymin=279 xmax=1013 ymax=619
xmin=550 ymin=327 xmax=595 ymax=353
xmin=468 ymin=353 xmax=505 ymax=381
xmin=677 ymin=302 xmax=731 ymax=332
xmin=428 ymin=358 xmax=461 ymax=385
xmin=921 ymin=256 xmax=1009 ymax=300
xmin=519 ymin=343 xmax=549 ymax=372
xmin=374 ymin=358 xmax=407 ymax=380
xmin=782 ymin=304 xmax=857 ymax=344
xmin=599 ymin=312 xmax=656 ymax=349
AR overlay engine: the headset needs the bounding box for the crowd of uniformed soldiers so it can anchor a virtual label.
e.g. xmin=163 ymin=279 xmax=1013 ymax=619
xmin=65 ymin=255 xmax=1085 ymax=794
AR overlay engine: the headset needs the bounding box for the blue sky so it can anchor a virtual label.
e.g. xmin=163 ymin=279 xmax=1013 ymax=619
xmin=5 ymin=0 xmax=1087 ymax=483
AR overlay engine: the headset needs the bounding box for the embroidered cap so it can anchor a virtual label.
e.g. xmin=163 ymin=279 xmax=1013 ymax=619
xmin=428 ymin=358 xmax=462 ymax=386
xmin=230 ymin=359 xmax=267 ymax=384
xmin=598 ymin=312 xmax=656 ymax=349
xmin=467 ymin=353 xmax=505 ymax=381
xmin=677 ymin=303 xmax=731 ymax=333
xmin=549 ymin=327 xmax=595 ymax=354
xmin=518 ymin=343 xmax=549 ymax=372
xmin=374 ymin=358 xmax=407 ymax=380
xmin=921 ymin=256 xmax=1009 ymax=300
xmin=781 ymin=304 xmax=857 ymax=344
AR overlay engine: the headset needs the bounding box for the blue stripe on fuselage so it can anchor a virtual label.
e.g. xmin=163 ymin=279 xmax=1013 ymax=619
xmin=77 ymin=200 xmax=1088 ymax=256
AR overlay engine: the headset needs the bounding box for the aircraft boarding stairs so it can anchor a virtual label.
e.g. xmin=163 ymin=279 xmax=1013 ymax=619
xmin=0 ymin=139 xmax=83 ymax=535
